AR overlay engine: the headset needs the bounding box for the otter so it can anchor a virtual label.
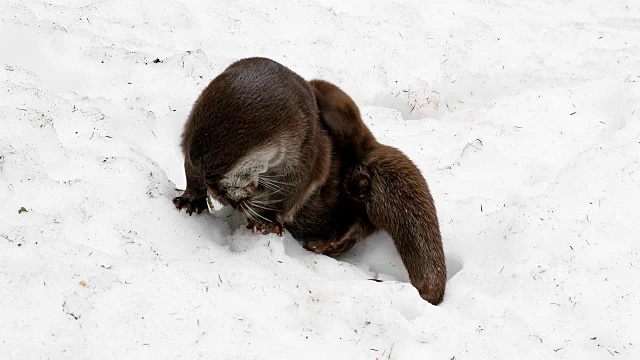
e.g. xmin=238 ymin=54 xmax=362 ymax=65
xmin=173 ymin=57 xmax=446 ymax=304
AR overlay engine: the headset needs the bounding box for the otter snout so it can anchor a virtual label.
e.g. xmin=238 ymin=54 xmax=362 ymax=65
xmin=207 ymin=179 xmax=260 ymax=210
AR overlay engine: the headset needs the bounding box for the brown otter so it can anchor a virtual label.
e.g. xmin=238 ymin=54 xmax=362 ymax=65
xmin=173 ymin=57 xmax=446 ymax=304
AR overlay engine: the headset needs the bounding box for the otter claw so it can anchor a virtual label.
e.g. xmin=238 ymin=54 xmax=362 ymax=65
xmin=245 ymin=219 xmax=285 ymax=236
xmin=273 ymin=224 xmax=284 ymax=237
xmin=173 ymin=195 xmax=208 ymax=215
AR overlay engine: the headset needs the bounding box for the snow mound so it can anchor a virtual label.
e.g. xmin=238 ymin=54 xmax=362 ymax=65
xmin=1 ymin=0 xmax=639 ymax=358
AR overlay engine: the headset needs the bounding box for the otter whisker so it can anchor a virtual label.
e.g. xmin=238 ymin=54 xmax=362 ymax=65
xmin=253 ymin=198 xmax=284 ymax=205
xmin=244 ymin=204 xmax=273 ymax=224
xmin=258 ymin=179 xmax=289 ymax=194
xmin=248 ymin=201 xmax=278 ymax=212
xmin=258 ymin=178 xmax=280 ymax=188
xmin=260 ymin=177 xmax=291 ymax=186
xmin=258 ymin=179 xmax=279 ymax=192
xmin=254 ymin=189 xmax=282 ymax=199
xmin=260 ymin=173 xmax=287 ymax=179
xmin=240 ymin=203 xmax=258 ymax=224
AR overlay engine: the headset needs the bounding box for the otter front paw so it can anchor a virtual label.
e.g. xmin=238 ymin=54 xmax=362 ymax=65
xmin=173 ymin=191 xmax=208 ymax=215
xmin=246 ymin=219 xmax=285 ymax=237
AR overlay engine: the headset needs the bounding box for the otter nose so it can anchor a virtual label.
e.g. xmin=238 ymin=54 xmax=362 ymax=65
xmin=226 ymin=198 xmax=240 ymax=208
xmin=224 ymin=193 xmax=247 ymax=210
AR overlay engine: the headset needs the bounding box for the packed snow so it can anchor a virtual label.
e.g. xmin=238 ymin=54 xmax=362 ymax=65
xmin=1 ymin=0 xmax=639 ymax=358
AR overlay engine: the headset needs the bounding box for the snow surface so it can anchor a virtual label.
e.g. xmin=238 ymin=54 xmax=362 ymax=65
xmin=1 ymin=0 xmax=639 ymax=358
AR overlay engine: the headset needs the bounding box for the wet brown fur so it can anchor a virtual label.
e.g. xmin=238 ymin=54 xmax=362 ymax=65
xmin=174 ymin=57 xmax=446 ymax=304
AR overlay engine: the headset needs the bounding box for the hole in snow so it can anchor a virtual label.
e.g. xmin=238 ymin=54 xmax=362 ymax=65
xmin=446 ymin=255 xmax=462 ymax=281
xmin=340 ymin=233 xmax=463 ymax=283
xmin=373 ymin=88 xmax=444 ymax=120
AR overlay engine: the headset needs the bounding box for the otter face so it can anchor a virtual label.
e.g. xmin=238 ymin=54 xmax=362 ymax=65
xmin=208 ymin=173 xmax=259 ymax=208
xmin=204 ymin=145 xmax=288 ymax=219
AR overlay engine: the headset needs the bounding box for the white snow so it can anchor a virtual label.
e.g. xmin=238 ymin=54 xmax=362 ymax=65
xmin=1 ymin=0 xmax=639 ymax=358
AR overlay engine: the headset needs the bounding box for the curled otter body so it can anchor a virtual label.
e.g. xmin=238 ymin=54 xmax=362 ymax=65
xmin=174 ymin=57 xmax=446 ymax=304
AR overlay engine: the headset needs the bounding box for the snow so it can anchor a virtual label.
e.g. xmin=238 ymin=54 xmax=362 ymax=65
xmin=1 ymin=0 xmax=639 ymax=358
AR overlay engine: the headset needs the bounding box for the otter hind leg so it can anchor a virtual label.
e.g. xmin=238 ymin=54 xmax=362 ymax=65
xmin=303 ymin=221 xmax=372 ymax=257
xmin=303 ymin=237 xmax=357 ymax=257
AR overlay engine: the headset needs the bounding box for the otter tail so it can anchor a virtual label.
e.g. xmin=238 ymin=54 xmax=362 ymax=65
xmin=364 ymin=144 xmax=446 ymax=305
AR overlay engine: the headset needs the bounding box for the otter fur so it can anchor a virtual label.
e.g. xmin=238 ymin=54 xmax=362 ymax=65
xmin=173 ymin=57 xmax=446 ymax=304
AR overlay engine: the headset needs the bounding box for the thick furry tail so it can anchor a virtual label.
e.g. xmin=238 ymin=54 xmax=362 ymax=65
xmin=363 ymin=144 xmax=446 ymax=304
